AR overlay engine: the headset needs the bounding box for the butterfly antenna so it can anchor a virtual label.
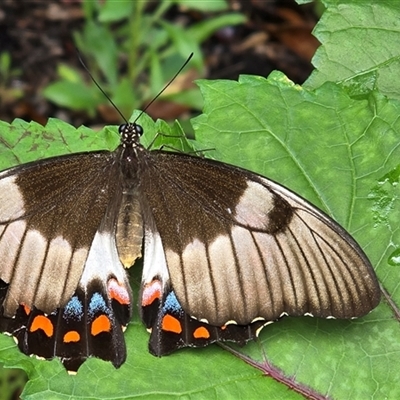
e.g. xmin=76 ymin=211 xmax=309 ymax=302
xmin=133 ymin=52 xmax=194 ymax=123
xmin=78 ymin=50 xmax=193 ymax=124
xmin=76 ymin=50 xmax=129 ymax=124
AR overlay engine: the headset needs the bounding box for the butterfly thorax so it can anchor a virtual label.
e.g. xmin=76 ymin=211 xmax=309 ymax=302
xmin=117 ymin=122 xmax=145 ymax=185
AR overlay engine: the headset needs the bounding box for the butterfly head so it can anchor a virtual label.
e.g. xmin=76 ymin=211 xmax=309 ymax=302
xmin=118 ymin=123 xmax=144 ymax=149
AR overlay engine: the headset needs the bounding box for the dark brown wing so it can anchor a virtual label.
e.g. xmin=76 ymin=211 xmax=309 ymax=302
xmin=139 ymin=151 xmax=380 ymax=326
xmin=0 ymin=151 xmax=119 ymax=316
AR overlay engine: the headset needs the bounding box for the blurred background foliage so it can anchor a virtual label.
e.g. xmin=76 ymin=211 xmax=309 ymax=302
xmin=0 ymin=0 xmax=320 ymax=128
xmin=42 ymin=0 xmax=246 ymax=119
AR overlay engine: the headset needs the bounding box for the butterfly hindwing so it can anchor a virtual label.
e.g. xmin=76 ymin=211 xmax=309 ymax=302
xmin=142 ymin=284 xmax=268 ymax=356
xmin=139 ymin=234 xmax=267 ymax=355
xmin=0 ymin=230 xmax=133 ymax=371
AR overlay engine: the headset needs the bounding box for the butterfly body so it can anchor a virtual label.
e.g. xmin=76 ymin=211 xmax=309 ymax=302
xmin=0 ymin=122 xmax=380 ymax=371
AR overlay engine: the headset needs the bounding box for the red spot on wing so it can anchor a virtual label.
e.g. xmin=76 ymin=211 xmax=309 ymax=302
xmin=108 ymin=278 xmax=130 ymax=305
xmin=162 ymin=314 xmax=182 ymax=334
xmin=193 ymin=326 xmax=210 ymax=339
xmin=30 ymin=315 xmax=53 ymax=337
xmin=64 ymin=331 xmax=80 ymax=343
xmin=141 ymin=280 xmax=162 ymax=306
xmin=91 ymin=315 xmax=111 ymax=336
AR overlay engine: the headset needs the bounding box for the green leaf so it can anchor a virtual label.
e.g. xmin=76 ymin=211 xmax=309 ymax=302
xmin=163 ymin=87 xmax=205 ymax=110
xmin=149 ymin=50 xmax=165 ymax=96
xmin=76 ymin=21 xmax=118 ymax=87
xmin=175 ymin=0 xmax=229 ymax=12
xmin=188 ymin=13 xmax=246 ymax=44
xmin=141 ymin=24 xmax=169 ymax=51
xmin=41 ymin=64 xmax=102 ymax=114
xmin=98 ymin=1 xmax=133 ymax=22
xmin=305 ymin=1 xmax=400 ymax=100
xmin=111 ymin=77 xmax=139 ymax=117
xmin=160 ymin=21 xmax=204 ymax=71
xmin=0 ymin=52 xmax=11 ymax=78
xmin=0 ymin=119 xmax=118 ymax=170
xmin=42 ymin=81 xmax=100 ymax=115
xmin=56 ymin=63 xmax=82 ymax=83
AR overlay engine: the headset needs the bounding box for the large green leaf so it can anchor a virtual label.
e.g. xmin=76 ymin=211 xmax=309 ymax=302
xmin=305 ymin=0 xmax=400 ymax=100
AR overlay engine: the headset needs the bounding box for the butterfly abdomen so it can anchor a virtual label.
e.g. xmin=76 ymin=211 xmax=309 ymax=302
xmin=116 ymin=189 xmax=143 ymax=267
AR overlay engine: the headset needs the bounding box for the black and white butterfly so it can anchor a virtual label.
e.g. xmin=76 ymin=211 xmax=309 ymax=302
xmin=0 ymin=119 xmax=380 ymax=372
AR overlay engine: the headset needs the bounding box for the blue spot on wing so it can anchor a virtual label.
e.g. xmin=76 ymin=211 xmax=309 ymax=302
xmin=88 ymin=292 xmax=109 ymax=317
xmin=63 ymin=296 xmax=83 ymax=321
xmin=163 ymin=291 xmax=182 ymax=314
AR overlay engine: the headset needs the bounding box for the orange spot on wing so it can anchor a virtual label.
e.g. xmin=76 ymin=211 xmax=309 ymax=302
xmin=144 ymin=290 xmax=161 ymax=306
xmin=91 ymin=315 xmax=111 ymax=336
xmin=22 ymin=304 xmax=31 ymax=315
xmin=221 ymin=325 xmax=227 ymax=330
xmin=108 ymin=279 xmax=130 ymax=305
xmin=30 ymin=315 xmax=53 ymax=337
xmin=193 ymin=326 xmax=210 ymax=339
xmin=162 ymin=314 xmax=182 ymax=334
xmin=63 ymin=331 xmax=80 ymax=343
xmin=141 ymin=280 xmax=162 ymax=306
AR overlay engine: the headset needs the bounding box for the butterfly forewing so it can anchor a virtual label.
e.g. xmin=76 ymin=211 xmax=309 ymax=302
xmin=0 ymin=151 xmax=119 ymax=316
xmin=139 ymin=151 xmax=380 ymax=326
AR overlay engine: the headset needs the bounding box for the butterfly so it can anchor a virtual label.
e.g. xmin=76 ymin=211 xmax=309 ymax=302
xmin=0 ymin=119 xmax=380 ymax=372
